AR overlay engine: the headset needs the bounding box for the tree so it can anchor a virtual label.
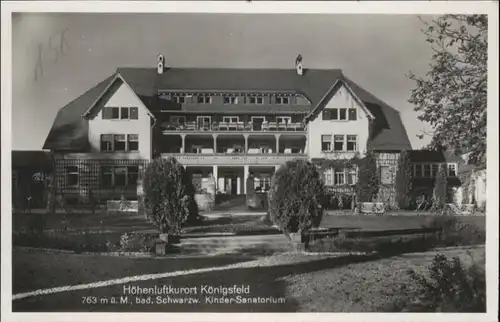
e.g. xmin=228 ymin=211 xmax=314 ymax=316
xmin=408 ymin=15 xmax=487 ymax=165
xmin=395 ymin=150 xmax=413 ymax=209
xmin=268 ymin=160 xmax=326 ymax=235
xmin=142 ymin=157 xmax=198 ymax=236
xmin=432 ymin=165 xmax=449 ymax=209
xmin=356 ymin=151 xmax=380 ymax=202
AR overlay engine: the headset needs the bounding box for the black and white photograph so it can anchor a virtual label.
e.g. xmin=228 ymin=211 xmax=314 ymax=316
xmin=1 ymin=1 xmax=498 ymax=321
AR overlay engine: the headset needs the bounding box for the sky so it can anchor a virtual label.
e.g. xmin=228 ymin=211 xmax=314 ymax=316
xmin=11 ymin=13 xmax=436 ymax=150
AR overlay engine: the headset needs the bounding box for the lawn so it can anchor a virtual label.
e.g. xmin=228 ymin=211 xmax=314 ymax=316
xmin=12 ymin=246 xmax=485 ymax=312
xmin=12 ymin=249 xmax=256 ymax=294
xmin=319 ymin=214 xmax=485 ymax=231
xmin=282 ymin=245 xmax=485 ymax=312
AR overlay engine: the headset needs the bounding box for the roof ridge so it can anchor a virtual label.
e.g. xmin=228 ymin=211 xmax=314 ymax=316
xmin=117 ymin=66 xmax=343 ymax=71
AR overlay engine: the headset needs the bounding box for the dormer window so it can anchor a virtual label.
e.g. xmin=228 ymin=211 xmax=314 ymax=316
xmin=223 ymin=96 xmax=238 ymax=104
xmin=275 ymin=96 xmax=290 ymax=105
xmin=197 ymin=95 xmax=212 ymax=104
xmin=172 ymin=95 xmax=186 ymax=104
xmin=249 ymin=96 xmax=264 ymax=104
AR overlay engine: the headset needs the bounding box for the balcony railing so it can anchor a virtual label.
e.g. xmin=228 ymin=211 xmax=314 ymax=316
xmin=160 ymin=152 xmax=308 ymax=166
xmin=161 ymin=121 xmax=306 ymax=133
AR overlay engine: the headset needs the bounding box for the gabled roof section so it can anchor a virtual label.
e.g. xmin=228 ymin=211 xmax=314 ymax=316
xmin=304 ymin=77 xmax=375 ymax=122
xmin=43 ymin=66 xmax=412 ymax=152
xmin=82 ymin=73 xmax=155 ymax=119
xmin=43 ymin=75 xmax=115 ymax=151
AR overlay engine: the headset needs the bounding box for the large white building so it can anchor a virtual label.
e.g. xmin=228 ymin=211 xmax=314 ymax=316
xmin=43 ymin=55 xmax=412 ymax=205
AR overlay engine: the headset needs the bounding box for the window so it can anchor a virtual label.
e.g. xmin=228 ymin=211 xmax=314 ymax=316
xmin=223 ymin=96 xmax=238 ymax=104
xmin=172 ymin=95 xmax=186 ymax=104
xmin=114 ymin=134 xmax=126 ymax=152
xmin=102 ymin=107 xmax=138 ymax=120
xmin=223 ymin=116 xmax=239 ymax=123
xmin=101 ymin=134 xmax=139 ymax=152
xmin=249 ymin=96 xmax=264 ymax=104
xmin=431 ymin=164 xmax=439 ymax=177
xmin=101 ymin=165 xmax=139 ymax=187
xmin=100 ymin=134 xmax=113 ymax=152
xmin=127 ymin=134 xmax=139 ymax=151
xmin=348 ymin=108 xmax=357 ymax=121
xmin=130 ymin=107 xmax=139 ymax=120
xmin=275 ymin=96 xmax=290 ymax=105
xmin=170 ymin=116 xmax=186 ymax=125
xmin=339 ymin=108 xmax=347 ymax=120
xmin=102 ymin=107 xmax=119 ymax=119
xmin=321 ymin=135 xmax=332 ymax=152
xmin=277 ymin=116 xmax=291 ymax=124
xmin=448 ymin=164 xmax=457 ymax=177
xmin=101 ymin=166 xmax=113 ymax=187
xmin=254 ymin=175 xmax=271 ymax=192
xmin=347 ymin=135 xmax=357 ymax=152
xmin=334 ymin=169 xmax=345 ymax=185
xmin=380 ymin=166 xmax=392 ymax=184
xmin=334 ymin=135 xmax=345 ymax=151
xmin=414 ymin=164 xmax=423 ymax=177
xmin=196 ymin=116 xmax=211 ymax=129
xmin=347 ymin=168 xmax=357 ymax=185
xmin=120 ymin=107 xmax=129 ymax=120
xmin=66 ymin=166 xmax=79 ymax=186
xmin=324 ymin=170 xmax=333 ymax=186
xmin=323 ymin=108 xmax=355 ymax=121
xmin=423 ymin=164 xmax=431 ymax=178
xmin=331 ymin=109 xmax=338 ymax=120
xmin=111 ymin=107 xmax=120 ymax=119
xmin=197 ymin=95 xmax=211 ymax=104
xmin=114 ymin=167 xmax=127 ymax=187
xmin=127 ymin=166 xmax=139 ymax=186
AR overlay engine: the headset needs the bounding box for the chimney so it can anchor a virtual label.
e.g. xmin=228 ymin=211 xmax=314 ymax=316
xmin=295 ymin=54 xmax=303 ymax=76
xmin=157 ymin=54 xmax=165 ymax=75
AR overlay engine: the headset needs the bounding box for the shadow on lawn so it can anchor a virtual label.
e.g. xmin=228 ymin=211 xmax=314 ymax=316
xmin=13 ymin=253 xmax=381 ymax=312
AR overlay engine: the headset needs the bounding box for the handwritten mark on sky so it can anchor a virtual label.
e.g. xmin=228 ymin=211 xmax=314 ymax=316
xmin=32 ymin=28 xmax=70 ymax=81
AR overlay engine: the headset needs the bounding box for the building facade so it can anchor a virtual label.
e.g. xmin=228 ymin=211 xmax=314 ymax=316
xmin=43 ymin=55 xmax=415 ymax=206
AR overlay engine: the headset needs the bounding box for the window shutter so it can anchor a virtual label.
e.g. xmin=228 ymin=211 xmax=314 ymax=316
xmin=348 ymin=108 xmax=357 ymax=120
xmin=322 ymin=110 xmax=331 ymax=120
xmin=102 ymin=107 xmax=112 ymax=119
xmin=130 ymin=107 xmax=139 ymax=119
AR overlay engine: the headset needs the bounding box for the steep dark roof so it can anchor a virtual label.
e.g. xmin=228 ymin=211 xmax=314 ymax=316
xmin=43 ymin=75 xmax=116 ymax=150
xmin=43 ymin=67 xmax=412 ymax=152
xmin=118 ymin=67 xmax=342 ymax=108
xmin=343 ymin=76 xmax=411 ymax=151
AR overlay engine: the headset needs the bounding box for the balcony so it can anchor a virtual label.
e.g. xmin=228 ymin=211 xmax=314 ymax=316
xmin=161 ymin=121 xmax=306 ymax=133
xmin=160 ymin=152 xmax=308 ymax=166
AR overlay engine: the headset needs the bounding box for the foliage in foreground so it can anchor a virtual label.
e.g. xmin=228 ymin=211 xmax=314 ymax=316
xmin=355 ymin=150 xmax=380 ymax=203
xmin=394 ymin=150 xmax=413 ymax=209
xmin=408 ymin=15 xmax=487 ymax=165
xmin=432 ymin=165 xmax=449 ymax=210
xmin=268 ymin=160 xmax=326 ymax=235
xmin=407 ymin=254 xmax=486 ymax=312
xmin=142 ymin=157 xmax=198 ymax=235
